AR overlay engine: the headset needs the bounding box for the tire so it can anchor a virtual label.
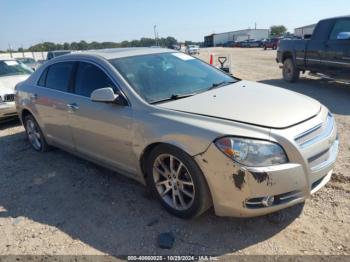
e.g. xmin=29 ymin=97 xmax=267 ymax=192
xmin=264 ymin=46 xmax=267 ymax=50
xmin=146 ymin=144 xmax=212 ymax=219
xmin=283 ymin=58 xmax=300 ymax=83
xmin=24 ymin=114 xmax=50 ymax=152
xmin=272 ymin=45 xmax=277 ymax=50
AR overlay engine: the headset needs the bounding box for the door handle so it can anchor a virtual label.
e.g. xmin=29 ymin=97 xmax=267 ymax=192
xmin=31 ymin=94 xmax=38 ymax=101
xmin=67 ymin=103 xmax=79 ymax=111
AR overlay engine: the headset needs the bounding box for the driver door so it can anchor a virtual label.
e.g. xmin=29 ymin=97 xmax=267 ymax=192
xmin=68 ymin=61 xmax=137 ymax=174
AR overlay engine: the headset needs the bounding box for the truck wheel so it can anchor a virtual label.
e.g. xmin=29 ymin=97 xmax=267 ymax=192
xmin=283 ymin=58 xmax=300 ymax=83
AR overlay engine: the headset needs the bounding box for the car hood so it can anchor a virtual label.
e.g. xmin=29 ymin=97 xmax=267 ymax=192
xmin=0 ymin=75 xmax=29 ymax=95
xmin=158 ymin=80 xmax=321 ymax=129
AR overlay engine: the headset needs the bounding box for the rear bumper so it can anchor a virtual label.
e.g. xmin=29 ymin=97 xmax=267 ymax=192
xmin=0 ymin=102 xmax=17 ymax=119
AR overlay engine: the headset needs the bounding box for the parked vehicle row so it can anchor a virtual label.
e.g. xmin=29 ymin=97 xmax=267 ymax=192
xmin=15 ymin=48 xmax=338 ymax=218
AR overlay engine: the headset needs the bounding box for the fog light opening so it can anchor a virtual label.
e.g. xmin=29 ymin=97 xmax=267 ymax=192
xmin=262 ymin=196 xmax=275 ymax=207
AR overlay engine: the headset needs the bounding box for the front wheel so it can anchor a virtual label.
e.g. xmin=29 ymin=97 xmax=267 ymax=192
xmin=283 ymin=58 xmax=300 ymax=83
xmin=146 ymin=145 xmax=212 ymax=219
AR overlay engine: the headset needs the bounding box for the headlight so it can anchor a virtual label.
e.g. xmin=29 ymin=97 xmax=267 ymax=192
xmin=215 ymin=137 xmax=288 ymax=167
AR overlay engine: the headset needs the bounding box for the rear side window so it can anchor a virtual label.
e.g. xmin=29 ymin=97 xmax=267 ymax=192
xmin=38 ymin=68 xmax=48 ymax=87
xmin=330 ymin=19 xmax=350 ymax=40
xmin=74 ymin=62 xmax=115 ymax=97
xmin=45 ymin=62 xmax=75 ymax=92
xmin=312 ymin=20 xmax=335 ymax=41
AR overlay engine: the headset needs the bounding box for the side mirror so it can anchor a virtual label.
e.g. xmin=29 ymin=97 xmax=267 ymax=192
xmin=91 ymin=87 xmax=118 ymax=103
xmin=337 ymin=32 xmax=350 ymax=40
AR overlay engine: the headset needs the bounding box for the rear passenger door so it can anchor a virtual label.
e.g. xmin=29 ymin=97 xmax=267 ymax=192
xmin=34 ymin=62 xmax=76 ymax=150
xmin=68 ymin=61 xmax=136 ymax=174
xmin=322 ymin=18 xmax=350 ymax=79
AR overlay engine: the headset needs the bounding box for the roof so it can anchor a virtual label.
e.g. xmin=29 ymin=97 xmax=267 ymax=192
xmin=295 ymin=24 xmax=317 ymax=30
xmin=295 ymin=15 xmax=350 ymax=29
xmin=81 ymin=47 xmax=173 ymax=60
xmin=205 ymin=28 xmax=269 ymax=38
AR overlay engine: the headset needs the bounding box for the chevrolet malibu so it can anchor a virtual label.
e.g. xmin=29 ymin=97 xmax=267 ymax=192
xmin=15 ymin=48 xmax=339 ymax=218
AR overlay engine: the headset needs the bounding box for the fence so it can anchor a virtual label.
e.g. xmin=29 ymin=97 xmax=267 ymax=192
xmin=0 ymin=51 xmax=48 ymax=61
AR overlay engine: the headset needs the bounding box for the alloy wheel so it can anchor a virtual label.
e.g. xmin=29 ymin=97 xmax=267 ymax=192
xmin=26 ymin=119 xmax=42 ymax=150
xmin=153 ymin=154 xmax=195 ymax=211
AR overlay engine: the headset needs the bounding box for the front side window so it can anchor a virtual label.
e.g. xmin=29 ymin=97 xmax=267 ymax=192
xmin=0 ymin=60 xmax=33 ymax=77
xmin=74 ymin=62 xmax=115 ymax=97
xmin=45 ymin=62 xmax=75 ymax=92
xmin=110 ymin=53 xmax=236 ymax=103
xmin=330 ymin=19 xmax=350 ymax=40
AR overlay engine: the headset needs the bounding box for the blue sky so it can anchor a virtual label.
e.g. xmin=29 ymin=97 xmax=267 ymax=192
xmin=1 ymin=0 xmax=348 ymax=50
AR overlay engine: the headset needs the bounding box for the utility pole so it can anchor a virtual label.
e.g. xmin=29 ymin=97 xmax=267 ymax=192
xmin=21 ymin=44 xmax=25 ymax=57
xmin=153 ymin=25 xmax=159 ymax=46
xmin=8 ymin=44 xmax=13 ymax=58
xmin=153 ymin=25 xmax=158 ymax=46
xmin=255 ymin=22 xmax=257 ymax=30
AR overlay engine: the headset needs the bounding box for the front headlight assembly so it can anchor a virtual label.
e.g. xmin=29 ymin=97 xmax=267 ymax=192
xmin=215 ymin=137 xmax=288 ymax=167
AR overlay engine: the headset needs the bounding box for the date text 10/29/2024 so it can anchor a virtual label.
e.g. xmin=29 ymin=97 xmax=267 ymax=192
xmin=127 ymin=255 xmax=218 ymax=261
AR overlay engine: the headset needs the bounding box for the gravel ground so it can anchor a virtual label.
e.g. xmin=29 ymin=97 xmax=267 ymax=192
xmin=0 ymin=48 xmax=349 ymax=258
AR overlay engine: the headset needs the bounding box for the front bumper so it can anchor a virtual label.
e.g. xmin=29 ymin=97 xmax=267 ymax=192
xmin=0 ymin=102 xmax=17 ymax=120
xmin=195 ymin=108 xmax=338 ymax=217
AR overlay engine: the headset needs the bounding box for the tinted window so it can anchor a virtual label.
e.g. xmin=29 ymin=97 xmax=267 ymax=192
xmin=45 ymin=62 xmax=75 ymax=92
xmin=330 ymin=19 xmax=350 ymax=40
xmin=74 ymin=62 xmax=115 ymax=97
xmin=312 ymin=20 xmax=335 ymax=41
xmin=38 ymin=68 xmax=48 ymax=87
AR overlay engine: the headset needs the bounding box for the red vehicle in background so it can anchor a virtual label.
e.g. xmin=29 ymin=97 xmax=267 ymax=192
xmin=263 ymin=38 xmax=280 ymax=50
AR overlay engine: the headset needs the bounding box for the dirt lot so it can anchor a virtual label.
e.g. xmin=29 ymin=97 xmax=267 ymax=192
xmin=0 ymin=48 xmax=349 ymax=258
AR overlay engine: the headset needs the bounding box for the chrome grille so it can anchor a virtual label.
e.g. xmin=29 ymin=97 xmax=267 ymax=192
xmin=308 ymin=149 xmax=330 ymax=169
xmin=295 ymin=113 xmax=334 ymax=148
xmin=4 ymin=94 xmax=15 ymax=102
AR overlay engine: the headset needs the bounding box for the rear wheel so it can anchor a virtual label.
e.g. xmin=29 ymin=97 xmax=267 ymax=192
xmin=146 ymin=145 xmax=211 ymax=219
xmin=24 ymin=115 xmax=50 ymax=152
xmin=283 ymin=58 xmax=300 ymax=83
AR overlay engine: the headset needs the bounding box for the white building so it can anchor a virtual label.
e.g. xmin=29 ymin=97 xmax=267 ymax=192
xmin=294 ymin=24 xmax=316 ymax=38
xmin=204 ymin=29 xmax=269 ymax=47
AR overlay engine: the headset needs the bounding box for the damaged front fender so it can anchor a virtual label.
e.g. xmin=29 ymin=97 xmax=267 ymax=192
xmin=194 ymin=143 xmax=308 ymax=217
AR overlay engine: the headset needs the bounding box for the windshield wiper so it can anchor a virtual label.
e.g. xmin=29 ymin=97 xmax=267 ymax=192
xmin=207 ymin=81 xmax=235 ymax=91
xmin=151 ymin=93 xmax=196 ymax=104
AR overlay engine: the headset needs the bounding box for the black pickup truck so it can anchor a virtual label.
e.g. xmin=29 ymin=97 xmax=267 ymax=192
xmin=277 ymin=16 xmax=350 ymax=83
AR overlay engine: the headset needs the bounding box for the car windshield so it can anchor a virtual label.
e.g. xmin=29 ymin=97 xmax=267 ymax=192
xmin=110 ymin=52 xmax=237 ymax=104
xmin=0 ymin=60 xmax=33 ymax=77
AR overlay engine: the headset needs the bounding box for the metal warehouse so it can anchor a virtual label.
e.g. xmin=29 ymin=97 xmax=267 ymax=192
xmin=294 ymin=24 xmax=316 ymax=38
xmin=204 ymin=29 xmax=269 ymax=47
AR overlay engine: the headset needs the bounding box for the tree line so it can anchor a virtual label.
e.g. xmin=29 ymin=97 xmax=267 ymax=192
xmin=3 ymin=37 xmax=202 ymax=53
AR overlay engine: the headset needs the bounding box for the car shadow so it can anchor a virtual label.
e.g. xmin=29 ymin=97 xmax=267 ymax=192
xmin=259 ymin=78 xmax=350 ymax=116
xmin=0 ymin=131 xmax=304 ymax=257
xmin=0 ymin=118 xmax=21 ymax=131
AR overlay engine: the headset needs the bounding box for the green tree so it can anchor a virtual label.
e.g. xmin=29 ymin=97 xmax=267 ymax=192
xmin=270 ymin=25 xmax=287 ymax=37
xmin=63 ymin=42 xmax=70 ymax=50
